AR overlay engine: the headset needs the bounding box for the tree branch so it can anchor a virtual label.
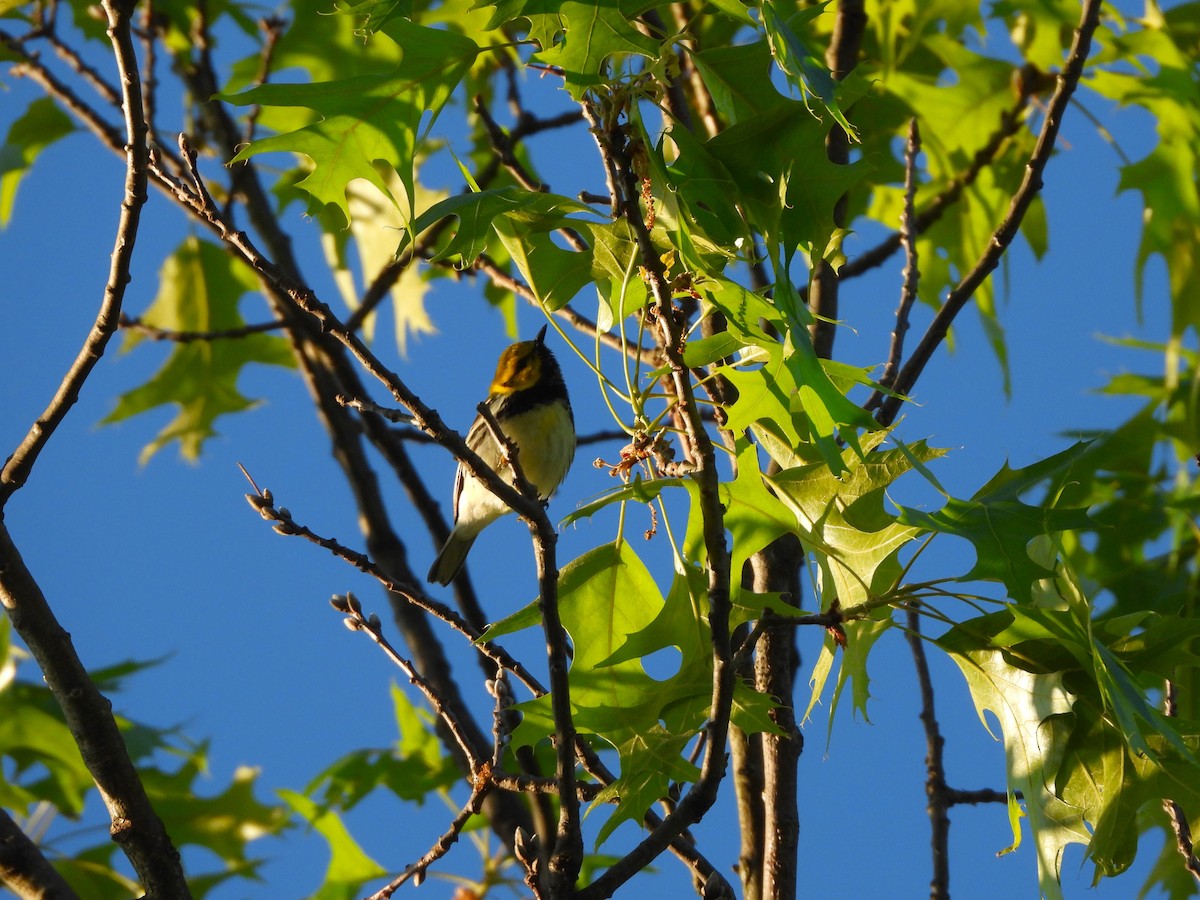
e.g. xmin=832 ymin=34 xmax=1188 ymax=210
xmin=332 ymin=591 xmax=484 ymax=771
xmin=905 ymin=604 xmax=951 ymax=900
xmin=865 ymin=119 xmax=921 ymax=412
xmin=0 ymin=4 xmax=192 ymax=893
xmin=876 ymin=0 xmax=1102 ymax=426
xmin=0 ymin=521 xmax=191 ymax=899
xmin=119 ymin=313 xmax=286 ymax=342
xmin=0 ymin=7 xmax=150 ymax=504
xmin=0 ymin=807 xmax=77 ymax=900
xmin=365 ymin=785 xmax=494 ymax=899
xmin=575 ymin=90 xmax=734 ymax=900
xmin=807 ymin=0 xmax=865 ymax=361
xmin=750 ymin=536 xmax=803 ymax=900
xmin=837 ymin=81 xmax=1034 ymax=285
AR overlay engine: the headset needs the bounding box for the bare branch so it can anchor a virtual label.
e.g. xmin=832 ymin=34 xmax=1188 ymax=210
xmin=807 ymin=0 xmax=865 ymax=361
xmin=575 ymin=90 xmax=735 ymax=900
xmin=332 ymin=592 xmax=483 ymax=770
xmin=0 ymin=29 xmax=124 ymax=155
xmin=43 ymin=29 xmax=121 ymax=107
xmin=240 ymin=479 xmax=549 ymax=700
xmin=0 ymin=13 xmax=137 ymax=503
xmin=946 ymin=788 xmax=1009 ymax=805
xmin=137 ymin=0 xmax=157 ymax=139
xmin=0 ymin=807 xmax=77 ymax=900
xmin=364 ymin=786 xmax=493 ymax=900
xmin=865 ymin=119 xmax=922 ymax=413
xmin=0 ymin=3 xmax=193 ymax=889
xmin=119 ymin=313 xmax=286 ymax=342
xmin=905 ymin=603 xmax=951 ymax=900
xmin=475 ymin=93 xmax=548 ymax=192
xmin=241 ymin=16 xmax=286 ymax=147
xmin=877 ymin=0 xmax=1102 ymax=426
xmin=838 ymin=79 xmax=1034 ymax=285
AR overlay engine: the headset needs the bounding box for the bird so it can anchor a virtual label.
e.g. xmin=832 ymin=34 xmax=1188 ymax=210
xmin=427 ymin=324 xmax=575 ymax=585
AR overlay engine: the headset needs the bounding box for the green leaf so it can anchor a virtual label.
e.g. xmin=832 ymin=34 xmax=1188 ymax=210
xmin=398 ymin=187 xmax=597 ymax=273
xmin=0 ymin=686 xmax=93 ymax=816
xmin=494 ymin=209 xmax=595 ymax=310
xmin=769 ymin=436 xmax=943 ymax=609
xmin=144 ymin=759 xmax=289 ymax=867
xmin=1090 ymin=22 xmax=1200 ymax=335
xmin=942 ymin=597 xmax=1200 ymax=894
xmin=691 ymin=41 xmax=787 ymax=125
xmin=830 ymin=615 xmax=891 ymax=725
xmin=320 ymin=167 xmax=443 ymax=353
xmin=760 ymin=0 xmax=858 ymax=140
xmin=513 ymin=541 xmax=670 ymax=743
xmin=589 ymin=726 xmax=699 ymax=845
xmin=896 ymin=444 xmax=1094 ymax=603
xmin=0 ymin=97 xmax=74 ymax=228
xmin=482 ymin=0 xmax=659 ymax=99
xmin=103 ymin=237 xmax=294 ymax=463
xmin=705 ymin=279 xmax=879 ymax=474
xmin=937 ymin=637 xmax=1088 ymax=900
xmin=306 ymin=684 xmax=459 ymax=808
xmin=225 ymin=20 xmax=480 ymax=226
xmin=693 ymin=437 xmax=795 ymax=582
xmin=281 ymin=790 xmax=388 ymax=900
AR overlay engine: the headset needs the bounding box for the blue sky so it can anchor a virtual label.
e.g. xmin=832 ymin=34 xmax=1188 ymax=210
xmin=0 ymin=7 xmax=1187 ymax=899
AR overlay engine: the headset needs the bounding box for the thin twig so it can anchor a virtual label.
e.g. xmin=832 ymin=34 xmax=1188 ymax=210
xmin=1 ymin=26 xmax=190 ymax=184
xmin=364 ymin=786 xmax=493 ymax=899
xmin=866 ymin=119 xmax=922 ymax=412
xmin=905 ymin=603 xmax=951 ymax=900
xmin=575 ymin=90 xmax=735 ymax=900
xmin=240 ymin=478 xmax=549 ymax=700
xmin=137 ymin=0 xmax=157 ymax=137
xmin=946 ymin=788 xmax=1009 ymax=805
xmin=333 ymin=592 xmax=482 ymax=769
xmin=475 ymin=94 xmax=547 ymax=192
xmin=43 ymin=29 xmax=121 ymax=106
xmin=241 ymin=16 xmax=286 ymax=147
xmin=0 ymin=2 xmax=193 ymax=893
xmin=468 ymin=253 xmax=644 ymax=358
xmin=836 ymin=84 xmax=1034 ymax=286
xmin=877 ymin=0 xmax=1102 ymax=426
xmin=0 ymin=23 xmax=135 ymax=503
xmin=119 ymin=313 xmax=286 ymax=342
xmin=0 ymin=28 xmax=125 ymax=176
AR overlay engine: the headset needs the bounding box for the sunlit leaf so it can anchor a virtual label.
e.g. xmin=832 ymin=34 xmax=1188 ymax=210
xmin=102 ymin=237 xmax=294 ymax=462
xmin=225 ymin=20 xmax=480 ymax=226
xmin=280 ymin=790 xmax=388 ymax=900
xmin=0 ymin=97 xmax=74 ymax=228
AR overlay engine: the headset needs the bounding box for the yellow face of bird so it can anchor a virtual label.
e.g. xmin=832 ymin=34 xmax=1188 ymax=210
xmin=490 ymin=339 xmax=542 ymax=394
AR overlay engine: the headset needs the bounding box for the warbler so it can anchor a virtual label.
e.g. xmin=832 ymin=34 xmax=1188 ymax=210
xmin=427 ymin=325 xmax=575 ymax=585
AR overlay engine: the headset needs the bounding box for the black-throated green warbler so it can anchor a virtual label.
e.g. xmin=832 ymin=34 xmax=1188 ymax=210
xmin=427 ymin=325 xmax=575 ymax=585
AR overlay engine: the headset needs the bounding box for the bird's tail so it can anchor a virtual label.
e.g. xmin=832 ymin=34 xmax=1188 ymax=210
xmin=427 ymin=531 xmax=477 ymax=585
